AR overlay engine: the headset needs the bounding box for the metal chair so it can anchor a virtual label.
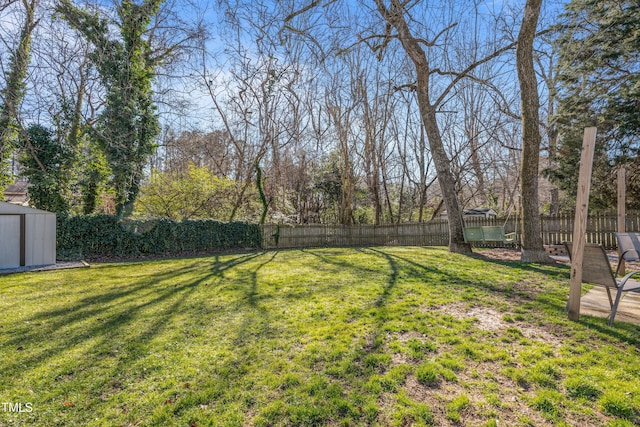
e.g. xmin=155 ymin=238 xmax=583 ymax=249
xmin=565 ymin=242 xmax=640 ymax=325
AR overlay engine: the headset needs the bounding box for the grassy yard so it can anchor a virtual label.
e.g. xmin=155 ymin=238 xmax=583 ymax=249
xmin=1 ymin=246 xmax=639 ymax=426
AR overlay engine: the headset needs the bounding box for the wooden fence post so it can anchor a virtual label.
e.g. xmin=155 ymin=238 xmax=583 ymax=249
xmin=568 ymin=127 xmax=597 ymax=322
xmin=618 ymin=167 xmax=626 ymax=276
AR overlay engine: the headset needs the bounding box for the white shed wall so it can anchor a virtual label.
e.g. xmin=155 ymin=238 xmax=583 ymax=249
xmin=0 ymin=215 xmax=21 ymax=268
xmin=26 ymin=213 xmax=56 ymax=266
xmin=0 ymin=202 xmax=56 ymax=268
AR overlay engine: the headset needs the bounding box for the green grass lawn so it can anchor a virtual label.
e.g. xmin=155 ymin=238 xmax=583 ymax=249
xmin=1 ymin=246 xmax=639 ymax=426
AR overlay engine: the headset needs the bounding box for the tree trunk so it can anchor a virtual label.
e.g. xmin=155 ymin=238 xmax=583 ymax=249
xmin=421 ymin=101 xmax=469 ymax=253
xmin=516 ymin=0 xmax=553 ymax=263
xmin=255 ymin=162 xmax=269 ymax=224
xmin=548 ymin=128 xmax=560 ymax=216
xmin=374 ymin=0 xmax=471 ymax=253
xmin=468 ymin=114 xmax=486 ymax=207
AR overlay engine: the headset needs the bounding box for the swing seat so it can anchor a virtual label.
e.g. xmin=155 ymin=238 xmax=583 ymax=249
xmin=463 ymin=226 xmax=516 ymax=244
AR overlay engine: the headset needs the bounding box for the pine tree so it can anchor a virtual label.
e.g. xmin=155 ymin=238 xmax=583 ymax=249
xmin=550 ymin=0 xmax=640 ymax=209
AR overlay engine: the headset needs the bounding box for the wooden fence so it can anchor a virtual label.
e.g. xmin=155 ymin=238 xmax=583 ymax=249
xmin=262 ymin=213 xmax=640 ymax=250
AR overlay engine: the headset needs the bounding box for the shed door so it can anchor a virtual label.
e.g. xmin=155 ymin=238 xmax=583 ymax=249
xmin=0 ymin=215 xmax=21 ymax=268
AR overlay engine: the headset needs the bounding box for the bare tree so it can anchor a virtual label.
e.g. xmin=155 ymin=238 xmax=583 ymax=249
xmin=363 ymin=0 xmax=461 ymax=251
xmin=202 ymin=0 xmax=316 ymax=222
xmin=325 ymin=71 xmax=358 ymax=225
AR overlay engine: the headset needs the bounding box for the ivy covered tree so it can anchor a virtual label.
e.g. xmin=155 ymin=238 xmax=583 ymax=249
xmin=549 ymin=0 xmax=640 ymax=209
xmin=77 ymin=138 xmax=111 ymax=215
xmin=0 ymin=0 xmax=39 ymax=188
xmin=56 ymin=0 xmax=163 ymax=219
xmin=19 ymin=124 xmax=75 ymax=213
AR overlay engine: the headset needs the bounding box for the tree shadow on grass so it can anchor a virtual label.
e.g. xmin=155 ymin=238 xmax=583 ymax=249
xmin=6 ymin=250 xmax=283 ymax=422
xmin=300 ymin=247 xmax=386 ymax=276
xmin=578 ymin=315 xmax=640 ymax=346
xmin=192 ymin=252 xmax=283 ymax=418
xmin=1 ymin=262 xmax=220 ymax=395
xmin=465 ymin=249 xmax=568 ymax=278
xmin=245 ymin=251 xmax=279 ymax=308
xmin=362 ymin=248 xmax=640 ymax=359
xmin=385 ymin=247 xmax=522 ymax=297
xmin=9 ymin=247 xmax=638 ymax=425
xmin=326 ymin=247 xmax=402 ymax=371
xmin=211 ymin=252 xmax=265 ymax=278
xmin=360 ymin=248 xmax=399 ymax=308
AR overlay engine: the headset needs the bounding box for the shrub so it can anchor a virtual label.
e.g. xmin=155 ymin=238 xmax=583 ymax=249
xmin=57 ymin=214 xmax=261 ymax=259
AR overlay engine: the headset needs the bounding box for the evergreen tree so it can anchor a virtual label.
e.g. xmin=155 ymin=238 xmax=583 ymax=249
xmin=550 ymin=0 xmax=640 ymax=209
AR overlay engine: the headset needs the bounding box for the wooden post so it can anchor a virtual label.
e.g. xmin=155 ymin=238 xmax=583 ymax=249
xmin=568 ymin=127 xmax=597 ymax=321
xmin=617 ymin=167 xmax=626 ymax=276
xmin=19 ymin=214 xmax=26 ymax=267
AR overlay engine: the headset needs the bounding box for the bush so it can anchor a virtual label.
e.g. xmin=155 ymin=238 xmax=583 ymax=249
xmin=57 ymin=215 xmax=262 ymax=259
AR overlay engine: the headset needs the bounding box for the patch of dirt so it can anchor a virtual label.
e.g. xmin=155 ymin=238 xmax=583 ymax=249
xmin=385 ymin=331 xmax=430 ymax=366
xmin=393 ymin=331 xmax=430 ymax=342
xmin=439 ymin=303 xmax=509 ymax=332
xmin=379 ymin=321 xmax=590 ymax=426
xmin=475 ymin=248 xmax=524 ymax=262
xmin=465 ymin=307 xmax=507 ymax=331
xmin=438 ymin=303 xmax=563 ymax=348
xmin=518 ymin=325 xmax=563 ymax=346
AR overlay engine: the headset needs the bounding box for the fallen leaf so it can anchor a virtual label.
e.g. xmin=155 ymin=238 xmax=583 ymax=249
xmin=183 ymin=382 xmax=191 ymax=388
xmin=63 ymin=401 xmax=76 ymax=407
xmin=163 ymin=399 xmax=175 ymax=405
xmin=190 ymin=421 xmax=197 ymax=427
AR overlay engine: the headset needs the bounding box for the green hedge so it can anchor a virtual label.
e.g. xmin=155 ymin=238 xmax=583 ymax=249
xmin=57 ymin=215 xmax=262 ymax=260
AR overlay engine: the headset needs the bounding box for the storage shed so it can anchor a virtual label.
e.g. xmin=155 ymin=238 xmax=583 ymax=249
xmin=0 ymin=201 xmax=56 ymax=269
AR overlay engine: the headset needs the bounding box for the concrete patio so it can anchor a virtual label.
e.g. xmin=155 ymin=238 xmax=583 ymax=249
xmin=580 ymin=286 xmax=640 ymax=326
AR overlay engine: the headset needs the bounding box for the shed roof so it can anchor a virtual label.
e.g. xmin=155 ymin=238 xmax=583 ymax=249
xmin=3 ymin=181 xmax=30 ymax=205
xmin=4 ymin=181 xmax=30 ymax=194
xmin=0 ymin=201 xmax=53 ymax=215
